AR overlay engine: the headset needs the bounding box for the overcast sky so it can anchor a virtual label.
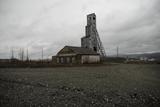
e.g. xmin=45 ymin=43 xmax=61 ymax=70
xmin=0 ymin=0 xmax=160 ymax=59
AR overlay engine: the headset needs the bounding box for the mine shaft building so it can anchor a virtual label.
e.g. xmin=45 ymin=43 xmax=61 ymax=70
xmin=53 ymin=46 xmax=100 ymax=64
xmin=81 ymin=13 xmax=106 ymax=57
xmin=52 ymin=13 xmax=106 ymax=64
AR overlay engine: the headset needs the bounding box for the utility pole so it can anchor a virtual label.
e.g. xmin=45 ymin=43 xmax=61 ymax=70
xmin=26 ymin=48 xmax=29 ymax=61
xmin=19 ymin=48 xmax=22 ymax=60
xmin=18 ymin=48 xmax=21 ymax=60
xmin=11 ymin=48 xmax=14 ymax=59
xmin=21 ymin=48 xmax=24 ymax=61
xmin=117 ymin=46 xmax=119 ymax=57
xmin=42 ymin=48 xmax=43 ymax=61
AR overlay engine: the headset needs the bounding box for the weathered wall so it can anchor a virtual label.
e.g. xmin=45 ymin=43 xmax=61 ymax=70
xmin=55 ymin=56 xmax=78 ymax=64
xmin=53 ymin=55 xmax=100 ymax=64
xmin=81 ymin=55 xmax=100 ymax=64
xmin=81 ymin=13 xmax=99 ymax=53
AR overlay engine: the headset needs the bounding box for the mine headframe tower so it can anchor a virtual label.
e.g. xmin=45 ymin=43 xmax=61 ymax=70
xmin=81 ymin=13 xmax=106 ymax=57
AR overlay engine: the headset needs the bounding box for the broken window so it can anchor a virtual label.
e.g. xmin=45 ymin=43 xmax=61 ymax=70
xmin=57 ymin=58 xmax=59 ymax=63
xmin=67 ymin=57 xmax=70 ymax=63
xmin=93 ymin=47 xmax=97 ymax=52
xmin=61 ymin=57 xmax=64 ymax=63
xmin=72 ymin=57 xmax=75 ymax=63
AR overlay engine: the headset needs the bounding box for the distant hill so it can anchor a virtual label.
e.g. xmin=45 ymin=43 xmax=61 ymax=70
xmin=109 ymin=52 xmax=160 ymax=61
xmin=119 ymin=52 xmax=160 ymax=61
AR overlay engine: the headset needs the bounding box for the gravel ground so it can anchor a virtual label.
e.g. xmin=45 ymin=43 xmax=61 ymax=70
xmin=0 ymin=64 xmax=160 ymax=107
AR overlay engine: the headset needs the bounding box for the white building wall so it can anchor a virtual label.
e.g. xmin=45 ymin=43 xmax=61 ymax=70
xmin=81 ymin=55 xmax=100 ymax=64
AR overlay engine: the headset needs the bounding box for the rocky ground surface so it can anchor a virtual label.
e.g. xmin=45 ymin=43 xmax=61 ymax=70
xmin=0 ymin=78 xmax=159 ymax=107
xmin=0 ymin=64 xmax=160 ymax=107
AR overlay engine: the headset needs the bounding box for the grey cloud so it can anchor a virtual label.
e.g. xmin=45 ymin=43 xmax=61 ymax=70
xmin=99 ymin=0 xmax=160 ymax=55
xmin=0 ymin=0 xmax=160 ymax=58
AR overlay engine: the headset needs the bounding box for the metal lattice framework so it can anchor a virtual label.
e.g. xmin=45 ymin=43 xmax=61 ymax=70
xmin=93 ymin=28 xmax=106 ymax=57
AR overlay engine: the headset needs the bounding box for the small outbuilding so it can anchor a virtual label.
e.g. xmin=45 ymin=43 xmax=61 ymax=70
xmin=52 ymin=46 xmax=100 ymax=64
